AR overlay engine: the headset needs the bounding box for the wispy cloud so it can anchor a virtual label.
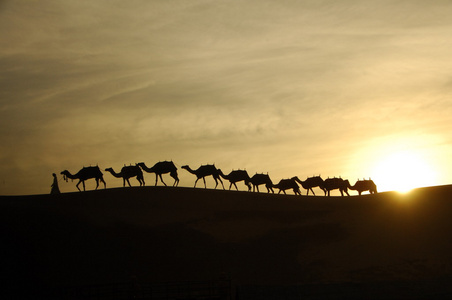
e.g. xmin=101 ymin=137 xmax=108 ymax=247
xmin=2 ymin=0 xmax=452 ymax=194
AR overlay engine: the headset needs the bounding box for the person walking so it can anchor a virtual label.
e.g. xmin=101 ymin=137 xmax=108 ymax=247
xmin=51 ymin=173 xmax=60 ymax=194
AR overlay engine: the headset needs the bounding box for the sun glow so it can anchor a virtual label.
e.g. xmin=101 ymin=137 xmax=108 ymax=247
xmin=371 ymin=150 xmax=438 ymax=193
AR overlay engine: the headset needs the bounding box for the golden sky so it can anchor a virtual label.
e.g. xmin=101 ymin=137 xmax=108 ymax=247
xmin=1 ymin=0 xmax=452 ymax=195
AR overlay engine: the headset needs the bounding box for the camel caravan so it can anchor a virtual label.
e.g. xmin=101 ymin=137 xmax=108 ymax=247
xmin=60 ymin=161 xmax=377 ymax=196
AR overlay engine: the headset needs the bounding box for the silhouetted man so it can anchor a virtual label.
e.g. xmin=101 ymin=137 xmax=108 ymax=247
xmin=51 ymin=173 xmax=60 ymax=194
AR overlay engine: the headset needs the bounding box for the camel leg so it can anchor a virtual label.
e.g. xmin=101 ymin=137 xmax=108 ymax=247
xmin=203 ymin=177 xmax=207 ymax=188
xmin=139 ymin=175 xmax=145 ymax=186
xmin=233 ymin=182 xmax=238 ymax=191
xmin=218 ymin=177 xmax=225 ymax=190
xmin=154 ymin=175 xmax=158 ymax=186
xmin=194 ymin=178 xmax=200 ymax=188
xmin=126 ymin=178 xmax=132 ymax=187
xmin=159 ymin=174 xmax=167 ymax=186
xmin=171 ymin=172 xmax=179 ymax=187
xmin=76 ymin=180 xmax=82 ymax=192
xmin=82 ymin=180 xmax=86 ymax=191
xmin=101 ymin=177 xmax=106 ymax=189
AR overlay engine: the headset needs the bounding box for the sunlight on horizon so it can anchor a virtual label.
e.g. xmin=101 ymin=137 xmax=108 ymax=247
xmin=371 ymin=150 xmax=438 ymax=193
xmin=352 ymin=135 xmax=444 ymax=193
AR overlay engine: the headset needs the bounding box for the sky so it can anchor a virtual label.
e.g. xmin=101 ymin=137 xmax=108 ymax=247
xmin=2 ymin=0 xmax=452 ymax=195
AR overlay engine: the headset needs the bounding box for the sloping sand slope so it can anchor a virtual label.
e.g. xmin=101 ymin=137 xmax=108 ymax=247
xmin=1 ymin=186 xmax=452 ymax=292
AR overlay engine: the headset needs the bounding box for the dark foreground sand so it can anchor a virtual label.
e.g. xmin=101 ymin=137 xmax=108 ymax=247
xmin=1 ymin=186 xmax=452 ymax=298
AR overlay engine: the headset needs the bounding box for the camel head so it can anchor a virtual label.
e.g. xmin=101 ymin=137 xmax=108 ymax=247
xmin=60 ymin=170 xmax=69 ymax=182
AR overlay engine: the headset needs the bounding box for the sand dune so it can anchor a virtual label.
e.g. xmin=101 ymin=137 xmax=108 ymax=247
xmin=1 ymin=186 xmax=452 ymax=297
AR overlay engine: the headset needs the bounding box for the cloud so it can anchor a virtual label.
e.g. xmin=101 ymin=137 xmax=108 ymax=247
xmin=2 ymin=0 xmax=452 ymax=194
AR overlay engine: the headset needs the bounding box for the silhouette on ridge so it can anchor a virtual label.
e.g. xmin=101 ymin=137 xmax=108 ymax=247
xmin=323 ymin=177 xmax=350 ymax=196
xmin=249 ymin=173 xmax=274 ymax=193
xmin=293 ymin=176 xmax=326 ymax=196
xmin=349 ymin=179 xmax=377 ymax=195
xmin=105 ymin=165 xmax=145 ymax=187
xmin=181 ymin=164 xmax=225 ymax=189
xmin=273 ymin=177 xmax=301 ymax=195
xmin=137 ymin=161 xmax=179 ymax=187
xmin=50 ymin=173 xmax=60 ymax=194
xmin=218 ymin=169 xmax=251 ymax=191
xmin=61 ymin=166 xmax=106 ymax=192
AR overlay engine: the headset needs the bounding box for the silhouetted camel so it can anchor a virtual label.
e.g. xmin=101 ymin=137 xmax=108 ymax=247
xmin=323 ymin=177 xmax=350 ymax=196
xmin=181 ymin=164 xmax=224 ymax=189
xmin=105 ymin=165 xmax=145 ymax=187
xmin=61 ymin=166 xmax=106 ymax=192
xmin=293 ymin=176 xmax=326 ymax=196
xmin=137 ymin=161 xmax=179 ymax=187
xmin=249 ymin=173 xmax=274 ymax=193
xmin=218 ymin=169 xmax=251 ymax=191
xmin=349 ymin=179 xmax=377 ymax=195
xmin=273 ymin=178 xmax=301 ymax=195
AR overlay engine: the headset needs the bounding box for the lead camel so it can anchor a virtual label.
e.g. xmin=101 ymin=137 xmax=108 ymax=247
xmin=61 ymin=166 xmax=106 ymax=192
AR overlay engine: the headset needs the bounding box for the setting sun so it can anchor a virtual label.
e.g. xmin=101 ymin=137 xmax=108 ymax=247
xmin=371 ymin=150 xmax=438 ymax=193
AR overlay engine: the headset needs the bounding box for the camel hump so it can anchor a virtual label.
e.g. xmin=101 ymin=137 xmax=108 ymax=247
xmin=199 ymin=164 xmax=216 ymax=171
xmin=121 ymin=165 xmax=139 ymax=172
xmin=80 ymin=166 xmax=102 ymax=175
xmin=154 ymin=161 xmax=177 ymax=171
xmin=231 ymin=170 xmax=248 ymax=176
xmin=355 ymin=179 xmax=376 ymax=188
xmin=307 ymin=175 xmax=323 ymax=181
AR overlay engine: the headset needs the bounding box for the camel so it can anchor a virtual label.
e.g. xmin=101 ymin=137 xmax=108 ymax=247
xmin=273 ymin=178 xmax=301 ymax=195
xmin=249 ymin=173 xmax=274 ymax=193
xmin=218 ymin=169 xmax=251 ymax=191
xmin=137 ymin=161 xmax=179 ymax=187
xmin=323 ymin=177 xmax=351 ymax=196
xmin=293 ymin=176 xmax=325 ymax=196
xmin=181 ymin=164 xmax=225 ymax=189
xmin=105 ymin=165 xmax=145 ymax=187
xmin=61 ymin=166 xmax=106 ymax=192
xmin=349 ymin=179 xmax=377 ymax=195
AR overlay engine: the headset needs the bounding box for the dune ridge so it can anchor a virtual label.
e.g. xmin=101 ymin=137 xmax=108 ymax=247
xmin=1 ymin=185 xmax=452 ymax=296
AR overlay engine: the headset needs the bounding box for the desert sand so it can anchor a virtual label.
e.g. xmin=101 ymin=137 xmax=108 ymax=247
xmin=1 ymin=185 xmax=452 ymax=298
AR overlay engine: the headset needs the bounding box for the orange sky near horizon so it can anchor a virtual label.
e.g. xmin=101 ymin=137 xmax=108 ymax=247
xmin=1 ymin=1 xmax=452 ymax=195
